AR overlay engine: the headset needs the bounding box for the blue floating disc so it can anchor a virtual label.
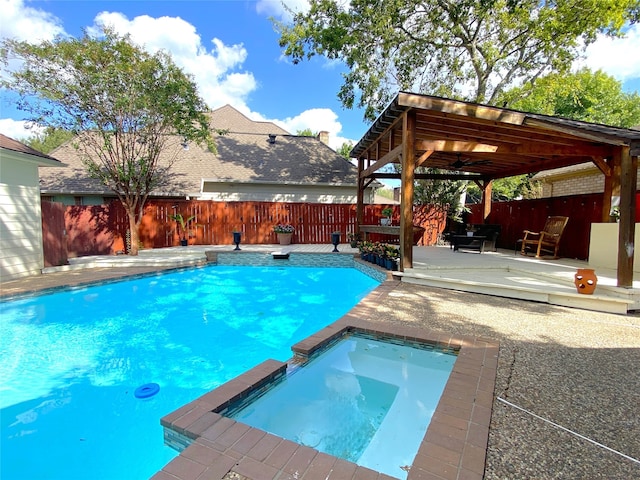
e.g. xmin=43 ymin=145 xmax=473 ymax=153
xmin=134 ymin=383 xmax=160 ymax=399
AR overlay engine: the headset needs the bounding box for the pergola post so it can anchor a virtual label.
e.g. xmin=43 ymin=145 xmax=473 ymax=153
xmin=356 ymin=156 xmax=365 ymax=234
xmin=473 ymin=179 xmax=493 ymax=222
xmin=400 ymin=110 xmax=416 ymax=271
xmin=602 ymin=155 xmax=621 ymax=222
xmin=617 ymin=146 xmax=637 ymax=287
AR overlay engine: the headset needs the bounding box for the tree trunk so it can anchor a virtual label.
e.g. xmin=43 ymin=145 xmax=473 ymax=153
xmin=126 ymin=206 xmax=140 ymax=256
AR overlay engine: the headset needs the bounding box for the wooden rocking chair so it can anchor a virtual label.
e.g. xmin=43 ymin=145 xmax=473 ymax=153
xmin=520 ymin=216 xmax=569 ymax=259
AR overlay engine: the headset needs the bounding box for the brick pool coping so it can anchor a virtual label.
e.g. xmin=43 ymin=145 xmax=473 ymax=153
xmin=156 ymin=280 xmax=499 ymax=480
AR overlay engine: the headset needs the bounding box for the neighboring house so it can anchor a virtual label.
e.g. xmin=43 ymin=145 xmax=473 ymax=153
xmin=0 ymin=134 xmax=62 ymax=280
xmin=40 ymin=105 xmax=377 ymax=204
xmin=533 ymin=162 xmax=640 ymax=197
xmin=533 ymin=126 xmax=640 ymax=198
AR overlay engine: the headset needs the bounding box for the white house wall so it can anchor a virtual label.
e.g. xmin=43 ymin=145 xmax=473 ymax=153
xmin=0 ymin=156 xmax=45 ymax=280
xmin=199 ymin=182 xmax=374 ymax=204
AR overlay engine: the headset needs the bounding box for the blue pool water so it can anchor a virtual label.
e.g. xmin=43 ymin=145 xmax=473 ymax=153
xmin=231 ymin=335 xmax=456 ymax=480
xmin=0 ymin=266 xmax=379 ymax=480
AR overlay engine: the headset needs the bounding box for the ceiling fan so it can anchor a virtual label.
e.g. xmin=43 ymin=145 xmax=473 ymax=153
xmin=450 ymin=153 xmax=491 ymax=169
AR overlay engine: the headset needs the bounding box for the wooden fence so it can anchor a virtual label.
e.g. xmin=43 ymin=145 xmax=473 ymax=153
xmin=44 ymin=192 xmax=636 ymax=265
xmin=43 ymin=200 xmax=447 ymax=263
xmin=467 ymin=193 xmax=640 ymax=260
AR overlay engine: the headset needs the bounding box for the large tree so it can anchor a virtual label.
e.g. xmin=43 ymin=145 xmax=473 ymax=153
xmin=24 ymin=127 xmax=75 ymax=154
xmin=2 ymin=29 xmax=214 ymax=255
xmin=337 ymin=141 xmax=353 ymax=159
xmin=499 ymin=67 xmax=640 ymax=127
xmin=296 ymin=128 xmax=317 ymax=136
xmin=277 ymin=0 xmax=639 ymax=120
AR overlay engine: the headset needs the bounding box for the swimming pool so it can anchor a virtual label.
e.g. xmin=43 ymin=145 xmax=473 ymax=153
xmin=0 ymin=265 xmax=379 ymax=480
xmin=229 ymin=334 xmax=456 ymax=479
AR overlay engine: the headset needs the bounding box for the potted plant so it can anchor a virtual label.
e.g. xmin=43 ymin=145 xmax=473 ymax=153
xmin=169 ymin=213 xmax=196 ymax=246
xmin=384 ymin=245 xmax=400 ymax=270
xmin=381 ymin=207 xmax=393 ymax=226
xmin=466 ymin=224 xmax=476 ymax=237
xmin=358 ymin=241 xmax=374 ymax=261
xmin=347 ymin=232 xmax=361 ymax=248
xmin=273 ymin=223 xmax=295 ymax=245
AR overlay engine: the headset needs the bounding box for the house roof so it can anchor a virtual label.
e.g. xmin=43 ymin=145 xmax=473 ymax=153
xmin=40 ymin=105 xmax=361 ymax=197
xmin=351 ymin=92 xmax=640 ymax=180
xmin=208 ymin=105 xmax=289 ymax=135
xmin=0 ymin=133 xmax=62 ymax=165
xmin=532 ymin=162 xmax=599 ymax=181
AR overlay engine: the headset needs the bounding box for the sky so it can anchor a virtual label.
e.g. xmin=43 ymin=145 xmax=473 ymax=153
xmin=1 ymin=0 xmax=640 ymax=151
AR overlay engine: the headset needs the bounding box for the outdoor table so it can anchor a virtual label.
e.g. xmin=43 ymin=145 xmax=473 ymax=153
xmin=452 ymin=235 xmax=487 ymax=253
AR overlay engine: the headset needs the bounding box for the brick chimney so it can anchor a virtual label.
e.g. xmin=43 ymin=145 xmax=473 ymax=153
xmin=317 ymin=131 xmax=329 ymax=145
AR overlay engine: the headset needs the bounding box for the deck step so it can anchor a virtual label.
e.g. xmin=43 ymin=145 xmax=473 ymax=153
xmin=398 ymin=268 xmax=633 ymax=314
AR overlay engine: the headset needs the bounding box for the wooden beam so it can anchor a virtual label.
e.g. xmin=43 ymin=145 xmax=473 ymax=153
xmin=372 ymin=172 xmax=489 ymax=181
xmin=591 ymin=156 xmax=611 ymax=177
xmin=415 ymin=139 xmax=498 ymax=153
xmin=355 ymin=112 xmax=403 ymax=160
xmin=360 ymin=145 xmax=403 ymax=178
xmin=617 ymin=146 xmax=636 ymax=287
xmin=415 ymin=150 xmax=434 ymax=167
xmin=398 ymin=92 xmax=526 ymax=125
xmin=400 ymin=110 xmax=416 ymax=271
xmin=471 ymin=179 xmax=493 ymax=221
xmin=497 ymin=142 xmax=612 ymax=157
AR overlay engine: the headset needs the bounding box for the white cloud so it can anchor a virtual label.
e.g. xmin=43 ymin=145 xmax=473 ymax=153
xmin=0 ymin=119 xmax=43 ymax=140
xmin=271 ymin=108 xmax=354 ymax=150
xmin=256 ymin=0 xmax=309 ymax=21
xmin=91 ymin=11 xmax=257 ymax=110
xmin=236 ymin=106 xmax=354 ymax=150
xmin=577 ymin=23 xmax=640 ymax=81
xmin=0 ymin=0 xmax=65 ymax=43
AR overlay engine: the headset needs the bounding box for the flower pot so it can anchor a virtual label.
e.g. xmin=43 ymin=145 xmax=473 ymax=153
xmin=179 ymin=239 xmax=188 ymax=246
xmin=331 ymin=232 xmax=340 ymax=252
xmin=232 ymin=232 xmax=242 ymax=250
xmin=277 ymin=233 xmax=293 ymax=245
xmin=380 ymin=218 xmax=391 ymax=226
xmin=574 ymin=268 xmax=597 ymax=294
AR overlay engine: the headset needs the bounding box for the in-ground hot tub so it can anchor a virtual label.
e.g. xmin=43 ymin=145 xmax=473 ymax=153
xmin=227 ymin=333 xmax=456 ymax=479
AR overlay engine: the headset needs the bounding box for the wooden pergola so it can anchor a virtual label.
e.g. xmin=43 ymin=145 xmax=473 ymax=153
xmin=352 ymin=92 xmax=640 ymax=287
